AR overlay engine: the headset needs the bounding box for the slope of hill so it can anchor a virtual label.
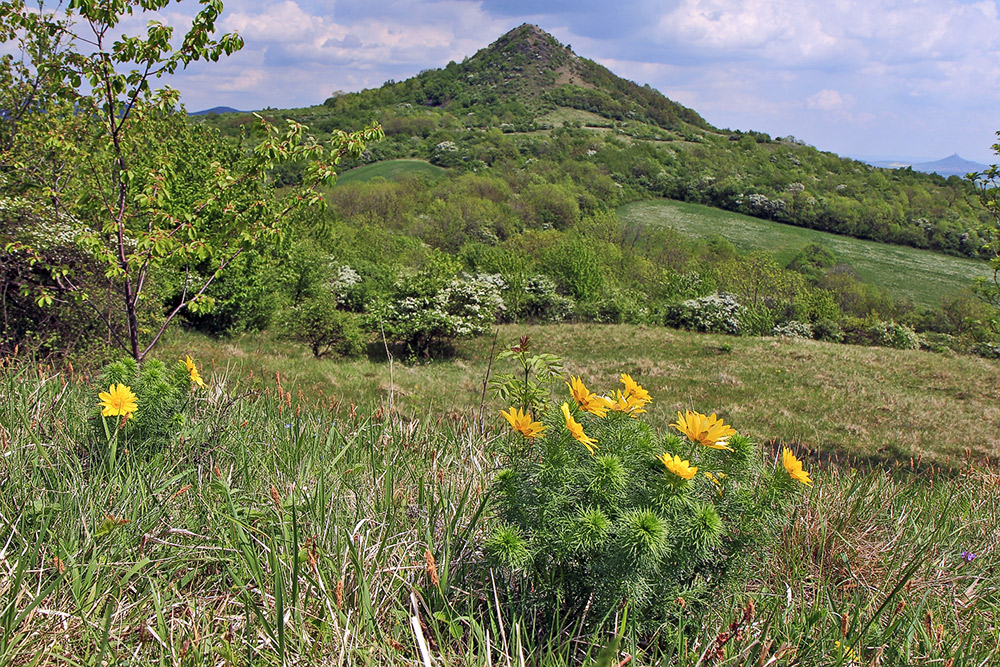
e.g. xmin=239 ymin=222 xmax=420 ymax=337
xmin=188 ymin=106 xmax=244 ymax=116
xmin=620 ymin=199 xmax=991 ymax=307
xmin=195 ymin=24 xmax=990 ymax=263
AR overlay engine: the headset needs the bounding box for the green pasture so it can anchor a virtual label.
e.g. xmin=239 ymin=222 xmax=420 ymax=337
xmin=620 ymin=199 xmax=993 ymax=307
xmin=336 ymin=159 xmax=447 ymax=184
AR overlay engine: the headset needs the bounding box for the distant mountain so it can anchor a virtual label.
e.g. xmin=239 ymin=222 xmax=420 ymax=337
xmin=195 ymin=24 xmax=989 ymax=260
xmin=868 ymin=154 xmax=988 ymax=178
xmin=188 ymin=106 xmax=244 ymax=116
xmin=911 ymin=154 xmax=988 ymax=177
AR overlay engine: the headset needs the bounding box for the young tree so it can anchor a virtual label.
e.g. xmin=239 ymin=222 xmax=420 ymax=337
xmin=970 ymin=134 xmax=1000 ymax=329
xmin=1 ymin=0 xmax=382 ymax=361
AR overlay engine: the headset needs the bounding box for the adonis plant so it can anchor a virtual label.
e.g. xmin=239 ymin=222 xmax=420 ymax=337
xmin=487 ymin=373 xmax=814 ymax=632
xmin=94 ymin=354 xmax=208 ymax=454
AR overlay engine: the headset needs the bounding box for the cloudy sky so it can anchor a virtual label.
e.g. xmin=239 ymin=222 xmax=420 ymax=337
xmin=132 ymin=1 xmax=1000 ymax=163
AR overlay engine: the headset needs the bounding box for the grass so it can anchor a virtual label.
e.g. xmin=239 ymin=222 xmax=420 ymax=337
xmin=619 ymin=199 xmax=993 ymax=308
xmin=2 ymin=343 xmax=1000 ymax=665
xmin=336 ymin=159 xmax=447 ymax=185
xmin=157 ymin=324 xmax=1000 ymax=463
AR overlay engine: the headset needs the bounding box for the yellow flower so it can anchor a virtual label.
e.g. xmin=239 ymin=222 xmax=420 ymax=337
xmin=608 ymin=390 xmax=647 ymax=415
xmin=566 ymin=376 xmax=612 ymax=417
xmin=782 ymin=448 xmax=814 ymax=487
xmin=183 ymin=355 xmax=206 ymax=389
xmin=500 ymin=407 xmax=546 ymax=439
xmin=671 ymin=410 xmax=735 ymax=450
xmin=659 ymin=453 xmax=697 ymax=480
xmin=561 ymin=402 xmax=597 ymax=455
xmin=620 ymin=373 xmax=652 ymax=406
xmin=98 ymin=383 xmax=138 ymax=418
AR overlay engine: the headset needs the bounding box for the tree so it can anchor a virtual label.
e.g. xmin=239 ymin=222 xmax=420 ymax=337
xmin=970 ymin=133 xmax=1000 ymax=329
xmin=1 ymin=0 xmax=382 ymax=361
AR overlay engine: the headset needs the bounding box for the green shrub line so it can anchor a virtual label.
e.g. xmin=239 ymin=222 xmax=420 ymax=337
xmin=2 ymin=353 xmax=998 ymax=665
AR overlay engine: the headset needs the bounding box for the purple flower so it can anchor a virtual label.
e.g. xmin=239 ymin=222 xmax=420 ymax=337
xmin=960 ymin=550 xmax=977 ymax=563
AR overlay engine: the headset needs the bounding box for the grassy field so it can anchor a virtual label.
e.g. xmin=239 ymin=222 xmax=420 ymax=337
xmin=155 ymin=324 xmax=1000 ymax=463
xmin=3 ymin=331 xmax=1000 ymax=665
xmin=620 ymin=199 xmax=993 ymax=307
xmin=336 ymin=159 xmax=447 ymax=185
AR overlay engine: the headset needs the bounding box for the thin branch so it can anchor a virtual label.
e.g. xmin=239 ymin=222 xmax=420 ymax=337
xmin=139 ymin=248 xmax=244 ymax=359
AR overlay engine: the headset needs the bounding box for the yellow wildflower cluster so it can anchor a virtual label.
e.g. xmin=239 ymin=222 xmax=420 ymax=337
xmin=500 ymin=372 xmax=655 ymax=455
xmin=660 ymin=410 xmax=813 ymax=489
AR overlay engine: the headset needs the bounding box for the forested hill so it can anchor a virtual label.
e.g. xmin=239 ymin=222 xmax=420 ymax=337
xmin=197 ymin=24 xmax=989 ymax=259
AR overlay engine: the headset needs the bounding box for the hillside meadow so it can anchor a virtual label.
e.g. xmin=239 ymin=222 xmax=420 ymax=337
xmin=3 ymin=324 xmax=1000 ymax=665
xmin=620 ymin=200 xmax=993 ymax=308
xmin=155 ymin=324 xmax=1000 ymax=464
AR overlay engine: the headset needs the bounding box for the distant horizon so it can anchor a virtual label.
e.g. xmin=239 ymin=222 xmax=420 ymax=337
xmin=141 ymin=1 xmax=1000 ymax=164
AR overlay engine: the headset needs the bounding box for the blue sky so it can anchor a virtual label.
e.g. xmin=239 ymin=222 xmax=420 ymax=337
xmin=146 ymin=1 xmax=1000 ymax=163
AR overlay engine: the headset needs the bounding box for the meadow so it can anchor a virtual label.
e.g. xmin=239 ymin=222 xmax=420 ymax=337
xmin=160 ymin=324 xmax=1000 ymax=462
xmin=336 ymin=160 xmax=447 ymax=185
xmin=3 ymin=324 xmax=1000 ymax=665
xmin=620 ymin=200 xmax=993 ymax=308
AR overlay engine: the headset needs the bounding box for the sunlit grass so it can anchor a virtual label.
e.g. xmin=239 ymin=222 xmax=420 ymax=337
xmin=620 ymin=199 xmax=992 ymax=307
xmin=2 ymin=351 xmax=999 ymax=665
xmin=336 ymin=159 xmax=447 ymax=185
xmin=159 ymin=323 xmax=1000 ymax=462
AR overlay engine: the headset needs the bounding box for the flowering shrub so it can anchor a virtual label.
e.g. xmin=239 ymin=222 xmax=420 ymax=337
xmin=95 ymin=355 xmax=206 ymax=451
xmin=487 ymin=375 xmax=813 ymax=631
xmin=377 ymin=273 xmax=505 ymax=357
xmin=772 ymin=320 xmax=814 ymax=339
xmin=665 ymin=292 xmax=743 ymax=335
xmin=516 ymin=274 xmax=575 ymax=323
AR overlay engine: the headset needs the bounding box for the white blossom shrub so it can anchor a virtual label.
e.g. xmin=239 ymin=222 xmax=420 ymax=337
xmin=665 ymin=292 xmax=743 ymax=335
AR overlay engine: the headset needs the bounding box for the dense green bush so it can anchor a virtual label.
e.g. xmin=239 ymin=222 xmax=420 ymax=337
xmin=96 ymin=356 xmax=202 ymax=452
xmin=841 ymin=317 xmax=920 ymax=350
xmin=488 ymin=377 xmax=812 ymax=632
xmin=542 ymin=238 xmax=605 ymax=302
xmin=280 ymin=294 xmax=368 ymax=358
xmin=516 ymin=274 xmax=575 ymax=323
xmin=579 ymin=288 xmax=650 ymax=324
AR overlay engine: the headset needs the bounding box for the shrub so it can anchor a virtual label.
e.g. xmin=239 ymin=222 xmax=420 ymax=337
xmin=739 ymin=304 xmax=778 ymax=337
xmin=772 ymin=320 xmax=814 ymax=339
xmin=95 ymin=355 xmax=204 ymax=453
xmin=1 ymin=199 xmax=109 ymax=356
xmin=281 ymin=295 xmax=368 ymax=358
xmin=542 ymin=238 xmax=605 ymax=302
xmin=578 ymin=288 xmax=650 ymax=324
xmin=516 ymin=274 xmax=575 ymax=323
xmin=811 ymin=318 xmax=844 ymax=342
xmin=665 ymin=292 xmax=742 ymax=335
xmin=377 ymin=273 xmax=505 ymax=357
xmin=842 ymin=317 xmax=920 ymax=350
xmin=487 ymin=376 xmax=813 ymax=633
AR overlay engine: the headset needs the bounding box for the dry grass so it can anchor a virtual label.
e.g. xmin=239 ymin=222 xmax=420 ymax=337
xmin=156 ymin=324 xmax=1000 ymax=464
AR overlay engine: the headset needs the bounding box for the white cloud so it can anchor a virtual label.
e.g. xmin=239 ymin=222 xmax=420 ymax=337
xmin=806 ymin=89 xmax=854 ymax=111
